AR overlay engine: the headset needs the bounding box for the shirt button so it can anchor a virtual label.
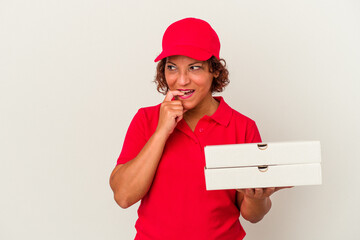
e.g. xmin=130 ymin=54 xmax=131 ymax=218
xmin=199 ymin=128 xmax=204 ymax=133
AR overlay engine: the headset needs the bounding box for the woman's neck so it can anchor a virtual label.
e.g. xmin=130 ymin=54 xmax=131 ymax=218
xmin=183 ymin=95 xmax=219 ymax=131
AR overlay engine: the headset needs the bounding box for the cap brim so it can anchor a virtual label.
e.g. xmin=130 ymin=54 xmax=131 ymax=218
xmin=154 ymin=45 xmax=213 ymax=62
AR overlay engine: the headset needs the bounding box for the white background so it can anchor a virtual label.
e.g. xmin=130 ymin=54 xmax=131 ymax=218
xmin=1 ymin=0 xmax=359 ymax=239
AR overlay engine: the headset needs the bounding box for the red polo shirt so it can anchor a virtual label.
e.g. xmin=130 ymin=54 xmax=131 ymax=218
xmin=117 ymin=97 xmax=261 ymax=240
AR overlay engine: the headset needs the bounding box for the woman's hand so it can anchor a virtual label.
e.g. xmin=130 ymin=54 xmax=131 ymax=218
xmin=156 ymin=90 xmax=186 ymax=136
xmin=237 ymin=186 xmax=293 ymax=200
xmin=237 ymin=187 xmax=275 ymax=200
xmin=236 ymin=187 xmax=293 ymax=223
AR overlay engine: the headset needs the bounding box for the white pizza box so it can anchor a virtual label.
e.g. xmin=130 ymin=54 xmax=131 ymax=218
xmin=204 ymin=141 xmax=322 ymax=190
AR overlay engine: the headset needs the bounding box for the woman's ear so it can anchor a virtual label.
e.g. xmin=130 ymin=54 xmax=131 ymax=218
xmin=213 ymin=71 xmax=220 ymax=79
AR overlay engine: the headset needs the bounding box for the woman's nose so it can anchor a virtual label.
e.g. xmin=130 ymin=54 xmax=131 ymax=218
xmin=177 ymin=71 xmax=190 ymax=85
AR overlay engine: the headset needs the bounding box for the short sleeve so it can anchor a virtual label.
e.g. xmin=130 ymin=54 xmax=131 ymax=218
xmin=116 ymin=108 xmax=148 ymax=165
xmin=245 ymin=121 xmax=262 ymax=144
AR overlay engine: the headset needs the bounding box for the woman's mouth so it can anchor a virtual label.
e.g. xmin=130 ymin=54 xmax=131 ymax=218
xmin=178 ymin=89 xmax=195 ymax=99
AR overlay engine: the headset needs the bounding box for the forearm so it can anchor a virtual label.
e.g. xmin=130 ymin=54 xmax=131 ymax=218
xmin=110 ymin=130 xmax=168 ymax=208
xmin=240 ymin=195 xmax=272 ymax=223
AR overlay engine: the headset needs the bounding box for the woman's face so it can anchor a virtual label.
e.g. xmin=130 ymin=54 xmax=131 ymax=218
xmin=165 ymin=55 xmax=217 ymax=111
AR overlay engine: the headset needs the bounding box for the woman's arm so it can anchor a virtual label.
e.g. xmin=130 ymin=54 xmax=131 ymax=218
xmin=109 ymin=90 xmax=185 ymax=209
xmin=236 ymin=188 xmax=273 ymax=223
xmin=236 ymin=187 xmax=291 ymax=223
xmin=110 ymin=130 xmax=169 ymax=208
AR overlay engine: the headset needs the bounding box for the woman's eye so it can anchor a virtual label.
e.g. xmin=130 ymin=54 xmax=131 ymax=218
xmin=190 ymin=66 xmax=201 ymax=71
xmin=166 ymin=65 xmax=176 ymax=70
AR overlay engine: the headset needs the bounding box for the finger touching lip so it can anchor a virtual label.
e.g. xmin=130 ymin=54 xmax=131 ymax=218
xmin=164 ymin=90 xmax=184 ymax=101
xmin=177 ymin=89 xmax=195 ymax=99
xmin=177 ymin=89 xmax=195 ymax=94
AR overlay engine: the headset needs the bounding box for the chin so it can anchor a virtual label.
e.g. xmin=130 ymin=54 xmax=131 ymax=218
xmin=181 ymin=101 xmax=195 ymax=111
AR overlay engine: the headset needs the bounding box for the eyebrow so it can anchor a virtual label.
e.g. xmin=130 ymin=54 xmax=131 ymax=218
xmin=165 ymin=60 xmax=204 ymax=67
xmin=166 ymin=61 xmax=203 ymax=66
xmin=189 ymin=62 xmax=203 ymax=66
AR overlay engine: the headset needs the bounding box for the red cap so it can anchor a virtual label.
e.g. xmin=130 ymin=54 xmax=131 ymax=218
xmin=154 ymin=18 xmax=220 ymax=62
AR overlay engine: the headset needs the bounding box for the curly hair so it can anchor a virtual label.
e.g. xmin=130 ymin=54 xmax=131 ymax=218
xmin=154 ymin=56 xmax=229 ymax=94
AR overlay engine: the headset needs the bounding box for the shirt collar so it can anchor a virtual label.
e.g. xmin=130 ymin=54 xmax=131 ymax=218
xmin=209 ymin=96 xmax=232 ymax=127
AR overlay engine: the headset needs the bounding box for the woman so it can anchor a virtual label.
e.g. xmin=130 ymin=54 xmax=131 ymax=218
xmin=110 ymin=17 xmax=284 ymax=240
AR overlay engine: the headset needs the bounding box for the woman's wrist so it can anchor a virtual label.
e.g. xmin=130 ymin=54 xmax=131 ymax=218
xmin=153 ymin=128 xmax=171 ymax=142
xmin=244 ymin=195 xmax=269 ymax=204
xmin=243 ymin=195 xmax=271 ymax=212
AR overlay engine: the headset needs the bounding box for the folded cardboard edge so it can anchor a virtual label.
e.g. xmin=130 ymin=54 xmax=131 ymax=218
xmin=204 ymin=140 xmax=322 ymax=168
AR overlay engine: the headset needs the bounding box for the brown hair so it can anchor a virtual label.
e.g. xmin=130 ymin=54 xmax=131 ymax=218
xmin=154 ymin=56 xmax=229 ymax=94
